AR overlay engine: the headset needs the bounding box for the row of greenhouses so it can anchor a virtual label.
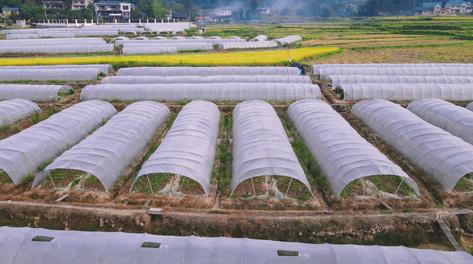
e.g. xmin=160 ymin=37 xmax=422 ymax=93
xmin=0 ymin=37 xmax=113 ymax=54
xmin=1 ymin=98 xmax=472 ymax=197
xmin=117 ymin=66 xmax=302 ymax=76
xmin=2 ymin=227 xmax=471 ymax=264
xmin=0 ymin=64 xmax=111 ymax=81
xmin=352 ymin=99 xmax=473 ymax=192
xmin=122 ymin=42 xmax=213 ymax=54
xmin=330 ymin=75 xmax=473 ymax=89
xmin=0 ymin=33 xmax=300 ymax=55
xmin=0 ymin=99 xmax=40 ymax=128
xmin=0 ymin=84 xmax=72 ymax=101
xmin=341 ymin=83 xmax=473 ymax=101
xmin=0 ymin=22 xmax=192 ymax=39
xmin=86 ymin=67 xmax=317 ymax=101
xmin=80 ymin=83 xmax=321 ymax=101
xmin=221 ymin=41 xmax=278 ymax=50
xmin=101 ymin=75 xmax=312 ymax=84
xmin=113 ymin=36 xmax=244 ymax=46
xmin=315 ymin=63 xmax=473 ymax=100
xmin=116 ymin=35 xmax=300 ymax=54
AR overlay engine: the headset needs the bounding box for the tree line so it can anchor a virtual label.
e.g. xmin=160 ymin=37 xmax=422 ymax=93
xmin=0 ymin=0 xmax=441 ymax=21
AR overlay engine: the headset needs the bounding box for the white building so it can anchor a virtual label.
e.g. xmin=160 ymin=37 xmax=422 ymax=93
xmin=94 ymin=1 xmax=133 ymax=22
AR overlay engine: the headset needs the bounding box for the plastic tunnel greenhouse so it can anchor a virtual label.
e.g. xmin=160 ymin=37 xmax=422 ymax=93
xmin=274 ymin=35 xmax=303 ymax=45
xmin=329 ymin=75 xmax=473 ymax=89
xmin=408 ymin=98 xmax=473 ymax=145
xmin=352 ymin=99 xmax=473 ymax=192
xmin=132 ymin=100 xmax=219 ymax=195
xmin=0 ymin=64 xmax=111 ymax=81
xmin=221 ymin=41 xmax=278 ymax=50
xmin=341 ymin=83 xmax=473 ymax=101
xmin=1 ymin=227 xmax=471 ymax=264
xmin=318 ymin=65 xmax=473 ymax=80
xmin=0 ymin=100 xmax=116 ymax=184
xmin=231 ymin=100 xmax=312 ymax=196
xmin=0 ymin=99 xmax=41 ymax=128
xmin=101 ymin=75 xmax=312 ymax=84
xmin=0 ymin=84 xmax=73 ymax=101
xmin=80 ymin=83 xmax=322 ymax=101
xmin=313 ymin=63 xmax=473 ymax=74
xmin=117 ymin=67 xmax=302 ymax=76
xmin=288 ymin=100 xmax=419 ymax=197
xmin=34 ymin=101 xmax=170 ymax=191
xmin=0 ymin=64 xmax=111 ymax=74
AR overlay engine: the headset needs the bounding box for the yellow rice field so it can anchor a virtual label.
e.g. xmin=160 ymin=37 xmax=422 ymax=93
xmin=0 ymin=47 xmax=340 ymax=67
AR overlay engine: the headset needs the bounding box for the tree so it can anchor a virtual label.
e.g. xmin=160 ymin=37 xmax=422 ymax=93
xmin=246 ymin=0 xmax=260 ymax=19
xmin=182 ymin=0 xmax=193 ymax=19
xmin=19 ymin=4 xmax=44 ymax=21
xmin=151 ymin=0 xmax=167 ymax=19
xmin=357 ymin=0 xmax=416 ymax=16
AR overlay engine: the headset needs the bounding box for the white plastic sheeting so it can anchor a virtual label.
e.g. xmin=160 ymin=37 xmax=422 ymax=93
xmin=341 ymin=83 xmax=473 ymax=101
xmin=0 ymin=69 xmax=101 ymax=81
xmin=4 ymin=31 xmax=118 ymax=39
xmin=0 ymin=100 xmax=116 ymax=184
xmin=318 ymin=66 xmax=473 ymax=80
xmin=80 ymin=83 xmax=322 ymax=101
xmin=122 ymin=46 xmax=177 ymax=55
xmin=2 ymin=227 xmax=472 ymax=264
xmin=251 ymin=35 xmax=268 ymax=41
xmin=0 ymin=37 xmax=112 ymax=54
xmin=0 ymin=99 xmax=41 ymax=128
xmin=0 ymin=44 xmax=113 ymax=54
xmin=408 ymin=98 xmax=473 ymax=145
xmin=313 ymin=63 xmax=473 ymax=74
xmin=115 ymin=38 xmax=242 ymax=47
xmin=117 ymin=39 xmax=189 ymax=47
xmin=111 ymin=36 xmax=129 ymax=42
xmin=0 ymin=37 xmax=106 ymax=46
xmin=231 ymin=100 xmax=311 ymax=194
xmin=2 ymin=28 xmax=121 ymax=39
xmin=34 ymin=101 xmax=170 ymax=191
xmin=352 ymin=99 xmax=473 ymax=192
xmin=467 ymin=102 xmax=473 ymax=112
xmin=2 ymin=24 xmax=161 ymax=38
xmin=0 ymin=84 xmax=73 ymax=101
xmin=117 ymin=67 xmax=302 ymax=76
xmin=0 ymin=64 xmax=112 ymax=74
xmin=221 ymin=41 xmax=278 ymax=50
xmin=101 ymin=75 xmax=312 ymax=84
xmin=274 ymin=35 xmax=303 ymax=45
xmin=132 ymin=101 xmax=219 ymax=195
xmin=330 ymin=75 xmax=473 ymax=88
xmin=288 ymin=100 xmax=419 ymax=197
xmin=0 ymin=64 xmax=111 ymax=81
xmin=122 ymin=42 xmax=213 ymax=54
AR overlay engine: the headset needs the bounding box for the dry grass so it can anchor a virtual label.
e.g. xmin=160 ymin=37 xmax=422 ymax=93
xmin=314 ymin=42 xmax=473 ymax=64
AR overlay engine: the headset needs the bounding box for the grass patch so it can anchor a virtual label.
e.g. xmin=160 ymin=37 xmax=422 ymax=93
xmin=340 ymin=176 xmax=416 ymax=198
xmin=132 ymin=173 xmax=172 ymax=194
xmin=217 ymin=113 xmax=233 ymax=195
xmin=351 ymin=42 xmax=467 ymax=51
xmin=454 ymin=174 xmax=473 ymax=193
xmin=0 ymin=170 xmax=13 ymax=184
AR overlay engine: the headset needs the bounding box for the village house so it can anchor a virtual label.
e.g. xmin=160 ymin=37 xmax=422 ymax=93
xmin=72 ymin=0 xmax=94 ymax=10
xmin=94 ymin=1 xmax=134 ymax=22
xmin=422 ymin=1 xmax=473 ymax=16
